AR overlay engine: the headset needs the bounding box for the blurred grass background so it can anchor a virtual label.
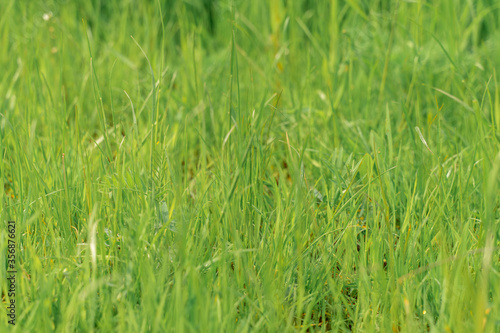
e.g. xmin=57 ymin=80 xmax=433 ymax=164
xmin=1 ymin=0 xmax=500 ymax=331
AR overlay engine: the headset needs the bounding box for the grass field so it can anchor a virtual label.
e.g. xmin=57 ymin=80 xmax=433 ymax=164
xmin=1 ymin=0 xmax=500 ymax=331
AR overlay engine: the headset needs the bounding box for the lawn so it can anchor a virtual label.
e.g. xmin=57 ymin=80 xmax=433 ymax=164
xmin=1 ymin=0 xmax=500 ymax=331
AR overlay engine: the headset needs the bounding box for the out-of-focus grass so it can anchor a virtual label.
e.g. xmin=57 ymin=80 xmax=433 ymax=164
xmin=1 ymin=0 xmax=499 ymax=331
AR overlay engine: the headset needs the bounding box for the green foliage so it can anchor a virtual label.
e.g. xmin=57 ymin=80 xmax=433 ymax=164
xmin=1 ymin=0 xmax=499 ymax=331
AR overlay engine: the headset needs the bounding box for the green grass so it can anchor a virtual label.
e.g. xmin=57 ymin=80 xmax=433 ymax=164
xmin=1 ymin=0 xmax=500 ymax=331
